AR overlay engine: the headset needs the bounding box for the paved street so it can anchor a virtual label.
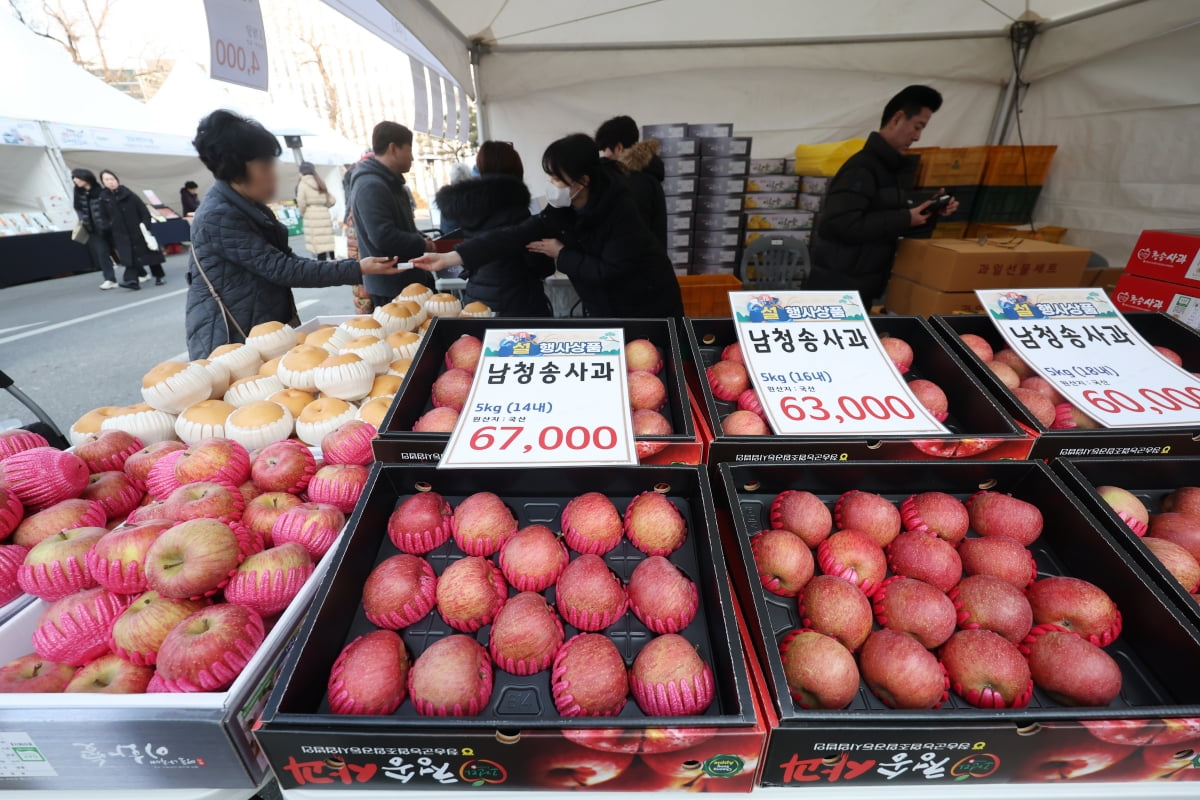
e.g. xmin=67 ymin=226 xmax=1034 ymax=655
xmin=0 ymin=238 xmax=358 ymax=436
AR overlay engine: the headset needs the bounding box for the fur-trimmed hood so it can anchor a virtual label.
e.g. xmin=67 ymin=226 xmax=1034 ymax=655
xmin=436 ymin=174 xmax=532 ymax=233
xmin=618 ymin=139 xmax=665 ymax=181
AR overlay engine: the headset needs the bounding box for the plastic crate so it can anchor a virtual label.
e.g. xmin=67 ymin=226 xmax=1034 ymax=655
xmin=677 ymin=273 xmax=743 ymax=317
xmin=915 ymin=146 xmax=988 ymax=187
xmin=937 ymin=184 xmax=978 ymax=223
xmin=971 ymin=185 xmax=1043 ymax=224
xmin=981 ymin=144 xmax=1057 ymax=186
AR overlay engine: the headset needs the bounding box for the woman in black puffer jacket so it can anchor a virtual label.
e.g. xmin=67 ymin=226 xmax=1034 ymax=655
xmin=71 ymin=168 xmax=118 ymax=289
xmin=434 ymin=141 xmax=552 ymax=317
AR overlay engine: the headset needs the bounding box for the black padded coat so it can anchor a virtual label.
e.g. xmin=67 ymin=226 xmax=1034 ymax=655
xmin=186 ymin=181 xmax=360 ymax=359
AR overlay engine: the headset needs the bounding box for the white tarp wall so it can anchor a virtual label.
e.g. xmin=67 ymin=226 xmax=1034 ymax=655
xmin=385 ymin=0 xmax=1200 ymax=265
xmin=1020 ymin=20 xmax=1200 ymax=264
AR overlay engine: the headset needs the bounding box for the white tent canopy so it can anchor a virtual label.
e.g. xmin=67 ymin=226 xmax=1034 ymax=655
xmin=384 ymin=0 xmax=1200 ymax=263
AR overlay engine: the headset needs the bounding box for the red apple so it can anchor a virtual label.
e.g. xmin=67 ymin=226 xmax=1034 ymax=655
xmin=65 ymin=653 xmax=153 ymax=693
xmin=155 ymin=603 xmax=265 ymax=692
xmin=993 ymin=349 xmax=1033 ymax=379
xmin=987 ymin=360 xmax=1021 ymax=389
xmin=18 ymin=526 xmax=105 ymax=600
xmin=1150 ymin=513 xmax=1200 ymax=561
xmin=1082 ymin=717 xmax=1200 ymax=747
xmin=80 ymin=470 xmax=144 ymax=522
xmin=960 ymin=333 xmax=994 ymax=362
xmin=750 ymin=529 xmax=814 ymax=596
xmin=1163 ymin=487 xmax=1200 ymax=518
xmin=561 ymin=727 xmax=716 ymax=754
xmin=1097 ymin=485 xmax=1150 ymax=536
xmin=250 ymin=440 xmax=315 ymax=494
xmin=0 ymin=653 xmax=76 ymax=693
xmin=1014 ymin=736 xmax=1133 ymax=781
xmin=123 ymin=440 xmax=186 ymax=491
xmin=109 ymin=590 xmax=207 ymax=665
xmin=242 ymin=492 xmax=302 ymax=545
xmin=144 ymin=519 xmax=242 ymax=599
xmin=86 ymin=520 xmax=172 ymax=595
xmin=527 ymin=740 xmax=634 ymax=789
xmin=173 ymin=437 xmax=251 ymax=486
xmin=1144 ymin=537 xmax=1200 ymax=593
xmin=75 ymin=430 xmax=143 ymax=474
xmin=12 ymin=498 xmax=106 ymax=549
xmin=163 ymin=481 xmax=244 ymax=524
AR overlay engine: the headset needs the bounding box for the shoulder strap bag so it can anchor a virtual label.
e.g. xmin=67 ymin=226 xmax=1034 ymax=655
xmin=190 ymin=246 xmax=248 ymax=342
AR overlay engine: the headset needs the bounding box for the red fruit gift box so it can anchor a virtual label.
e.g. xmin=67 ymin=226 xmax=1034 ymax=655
xmin=254 ymin=464 xmax=768 ymax=792
xmin=718 ymin=459 xmax=1200 ymax=788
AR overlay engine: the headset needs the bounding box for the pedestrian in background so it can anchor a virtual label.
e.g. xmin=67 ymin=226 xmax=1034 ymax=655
xmin=180 ymin=181 xmax=200 ymax=215
xmin=99 ymin=169 xmax=166 ymax=290
xmin=296 ymin=162 xmax=336 ymax=260
xmin=71 ymin=168 xmax=118 ymax=290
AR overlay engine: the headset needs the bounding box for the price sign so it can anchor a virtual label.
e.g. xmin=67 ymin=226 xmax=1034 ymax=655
xmin=203 ymin=0 xmax=268 ymax=91
xmin=730 ymin=291 xmax=949 ymax=435
xmin=976 ymin=288 xmax=1200 ymax=428
xmin=440 ymin=328 xmax=638 ymax=468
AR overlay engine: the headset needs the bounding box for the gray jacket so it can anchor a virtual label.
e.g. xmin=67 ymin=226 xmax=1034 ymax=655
xmin=348 ymin=157 xmax=434 ymax=299
xmin=186 ymin=181 xmax=360 ymax=359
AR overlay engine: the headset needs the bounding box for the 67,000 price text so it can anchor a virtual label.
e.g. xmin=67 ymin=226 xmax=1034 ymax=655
xmin=467 ymin=425 xmax=619 ymax=453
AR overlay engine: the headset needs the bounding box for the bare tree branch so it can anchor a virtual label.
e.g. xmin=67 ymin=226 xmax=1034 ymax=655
xmin=298 ymin=33 xmax=341 ymax=132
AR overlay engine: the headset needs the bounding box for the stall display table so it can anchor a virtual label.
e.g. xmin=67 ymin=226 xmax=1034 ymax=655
xmin=0 ymin=218 xmax=189 ymax=287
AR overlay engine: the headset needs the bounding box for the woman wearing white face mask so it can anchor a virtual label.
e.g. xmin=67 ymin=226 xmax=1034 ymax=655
xmin=413 ymin=133 xmax=683 ymax=318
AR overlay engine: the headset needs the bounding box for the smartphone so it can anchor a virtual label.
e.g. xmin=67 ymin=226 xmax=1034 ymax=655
xmin=924 ymin=194 xmax=952 ymax=215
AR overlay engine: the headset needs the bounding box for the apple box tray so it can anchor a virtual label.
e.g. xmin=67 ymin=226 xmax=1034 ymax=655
xmin=932 ymin=312 xmax=1200 ymax=458
xmin=685 ymin=317 xmax=1032 ymax=465
xmin=374 ymin=318 xmax=697 ymax=465
xmin=1054 ymin=456 xmax=1200 ymax=629
xmin=254 ymin=464 xmax=762 ymax=792
xmin=0 ymin=524 xmax=347 ymax=791
xmin=718 ymin=459 xmax=1200 ymax=788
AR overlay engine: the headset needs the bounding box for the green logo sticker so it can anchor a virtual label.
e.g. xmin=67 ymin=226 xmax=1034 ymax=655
xmin=703 ymin=754 xmax=746 ymax=777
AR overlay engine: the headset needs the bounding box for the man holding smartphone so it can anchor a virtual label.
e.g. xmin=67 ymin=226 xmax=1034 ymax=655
xmin=810 ymin=85 xmax=959 ymax=305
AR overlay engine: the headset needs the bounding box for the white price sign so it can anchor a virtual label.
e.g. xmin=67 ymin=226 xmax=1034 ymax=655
xmin=730 ymin=291 xmax=949 ymax=435
xmin=203 ymin=0 xmax=268 ymax=90
xmin=976 ymin=288 xmax=1200 ymax=428
xmin=440 ymin=328 xmax=638 ymax=468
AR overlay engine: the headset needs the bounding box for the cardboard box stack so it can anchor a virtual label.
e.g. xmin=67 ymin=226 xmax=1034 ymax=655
xmin=909 ymin=146 xmax=988 ymax=240
xmin=644 ymin=123 xmax=700 ymax=275
xmin=1112 ymin=229 xmax=1200 ymax=329
xmin=690 ymin=123 xmax=749 ymax=276
xmin=885 ymin=238 xmax=1091 ymax=316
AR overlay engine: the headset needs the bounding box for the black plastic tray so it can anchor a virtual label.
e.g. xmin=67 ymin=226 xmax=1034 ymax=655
xmin=931 ymin=312 xmax=1200 ymax=458
xmin=685 ymin=317 xmax=1028 ymax=463
xmin=1054 ymin=457 xmax=1200 ymax=629
xmin=718 ymin=460 xmax=1200 ymax=727
xmin=261 ymin=464 xmax=755 ymax=731
xmin=375 ymin=318 xmax=695 ymax=463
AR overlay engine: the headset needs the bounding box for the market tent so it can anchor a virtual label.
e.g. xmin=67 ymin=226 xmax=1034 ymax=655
xmin=383 ymin=0 xmax=1200 ymax=262
xmin=143 ymin=62 xmax=363 ymax=212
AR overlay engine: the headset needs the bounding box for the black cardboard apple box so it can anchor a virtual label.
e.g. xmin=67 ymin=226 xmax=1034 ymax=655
xmin=715 ymin=460 xmax=1200 ymax=788
xmin=932 ymin=312 xmax=1200 ymax=459
xmin=684 ymin=317 xmax=1033 ymax=466
xmin=374 ymin=318 xmax=699 ymax=465
xmin=254 ymin=464 xmax=766 ymax=793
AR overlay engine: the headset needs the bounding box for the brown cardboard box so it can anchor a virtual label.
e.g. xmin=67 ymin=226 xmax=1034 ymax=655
xmin=892 ymin=238 xmax=1090 ymax=292
xmin=885 ymin=275 xmax=985 ymax=316
xmin=1081 ymin=265 xmax=1125 ymax=287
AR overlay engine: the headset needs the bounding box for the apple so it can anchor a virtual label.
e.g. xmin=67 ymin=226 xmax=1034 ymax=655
xmin=527 ymin=740 xmax=634 ymax=789
xmin=18 ymin=526 xmax=106 ymax=600
xmin=155 ymin=603 xmax=266 ymax=692
xmin=242 ymin=492 xmax=302 ymax=545
xmin=0 ymin=544 xmax=27 ymax=605
xmin=144 ymin=519 xmax=242 ymax=599
xmin=86 ymin=519 xmax=172 ymax=594
xmin=250 ymin=440 xmax=315 ymax=494
xmin=223 ymin=542 xmax=314 ymax=616
xmin=1149 ymin=513 xmax=1200 ymax=562
xmin=109 ymin=591 xmax=208 ymax=665
xmin=1143 ymin=537 xmax=1200 ymax=593
xmin=123 ymin=441 xmax=186 ymax=490
xmin=959 ymin=333 xmax=994 ymax=362
xmin=561 ymin=727 xmax=716 ymax=754
xmin=1163 ymin=487 xmax=1200 ymax=518
xmin=0 ymin=652 xmax=76 ymax=693
xmin=174 ymin=437 xmax=251 ymax=486
xmin=12 ymin=498 xmax=106 ymax=549
xmin=1138 ymin=741 xmax=1200 ymax=781
xmin=80 ymin=470 xmax=144 ymax=522
xmin=163 ymin=481 xmax=244 ymax=524
xmin=65 ymin=653 xmax=153 ymax=694
xmin=271 ymin=502 xmax=345 ymax=559
xmin=1097 ymin=485 xmax=1150 ymax=536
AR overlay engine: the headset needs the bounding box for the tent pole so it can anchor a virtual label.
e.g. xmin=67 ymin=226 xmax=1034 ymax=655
xmin=39 ymin=122 xmax=74 ymax=195
xmin=988 ymin=22 xmax=1037 ymax=145
xmin=470 ymin=43 xmax=490 ymax=141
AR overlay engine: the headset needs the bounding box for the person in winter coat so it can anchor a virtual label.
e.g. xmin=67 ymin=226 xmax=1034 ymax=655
xmin=71 ymin=167 xmax=118 ymax=289
xmin=596 ymin=115 xmax=667 ymax=249
xmin=810 ymin=85 xmax=958 ymax=304
xmin=296 ymin=162 xmax=336 ymax=260
xmin=349 ymin=121 xmax=435 ymax=308
xmin=180 ymin=181 xmax=200 ymax=215
xmin=99 ymin=169 xmax=166 ymax=289
xmin=433 ymin=141 xmax=553 ymax=316
xmin=413 ymin=133 xmax=683 ymax=319
xmin=185 ymin=109 xmax=403 ymax=359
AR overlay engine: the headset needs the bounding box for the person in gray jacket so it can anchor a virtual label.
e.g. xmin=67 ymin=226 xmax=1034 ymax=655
xmin=349 ymin=121 xmax=435 ymax=308
xmin=185 ymin=110 xmax=401 ymax=359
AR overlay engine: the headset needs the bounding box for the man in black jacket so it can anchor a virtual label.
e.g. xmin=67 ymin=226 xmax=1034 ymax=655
xmin=811 ymin=85 xmax=958 ymax=304
xmin=596 ymin=115 xmax=668 ymax=248
xmin=349 ymin=121 xmax=435 ymax=307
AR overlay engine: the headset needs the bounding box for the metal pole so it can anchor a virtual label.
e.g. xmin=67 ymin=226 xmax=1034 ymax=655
xmin=470 ymin=43 xmax=489 ymax=142
xmin=988 ymin=22 xmax=1037 ymax=146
